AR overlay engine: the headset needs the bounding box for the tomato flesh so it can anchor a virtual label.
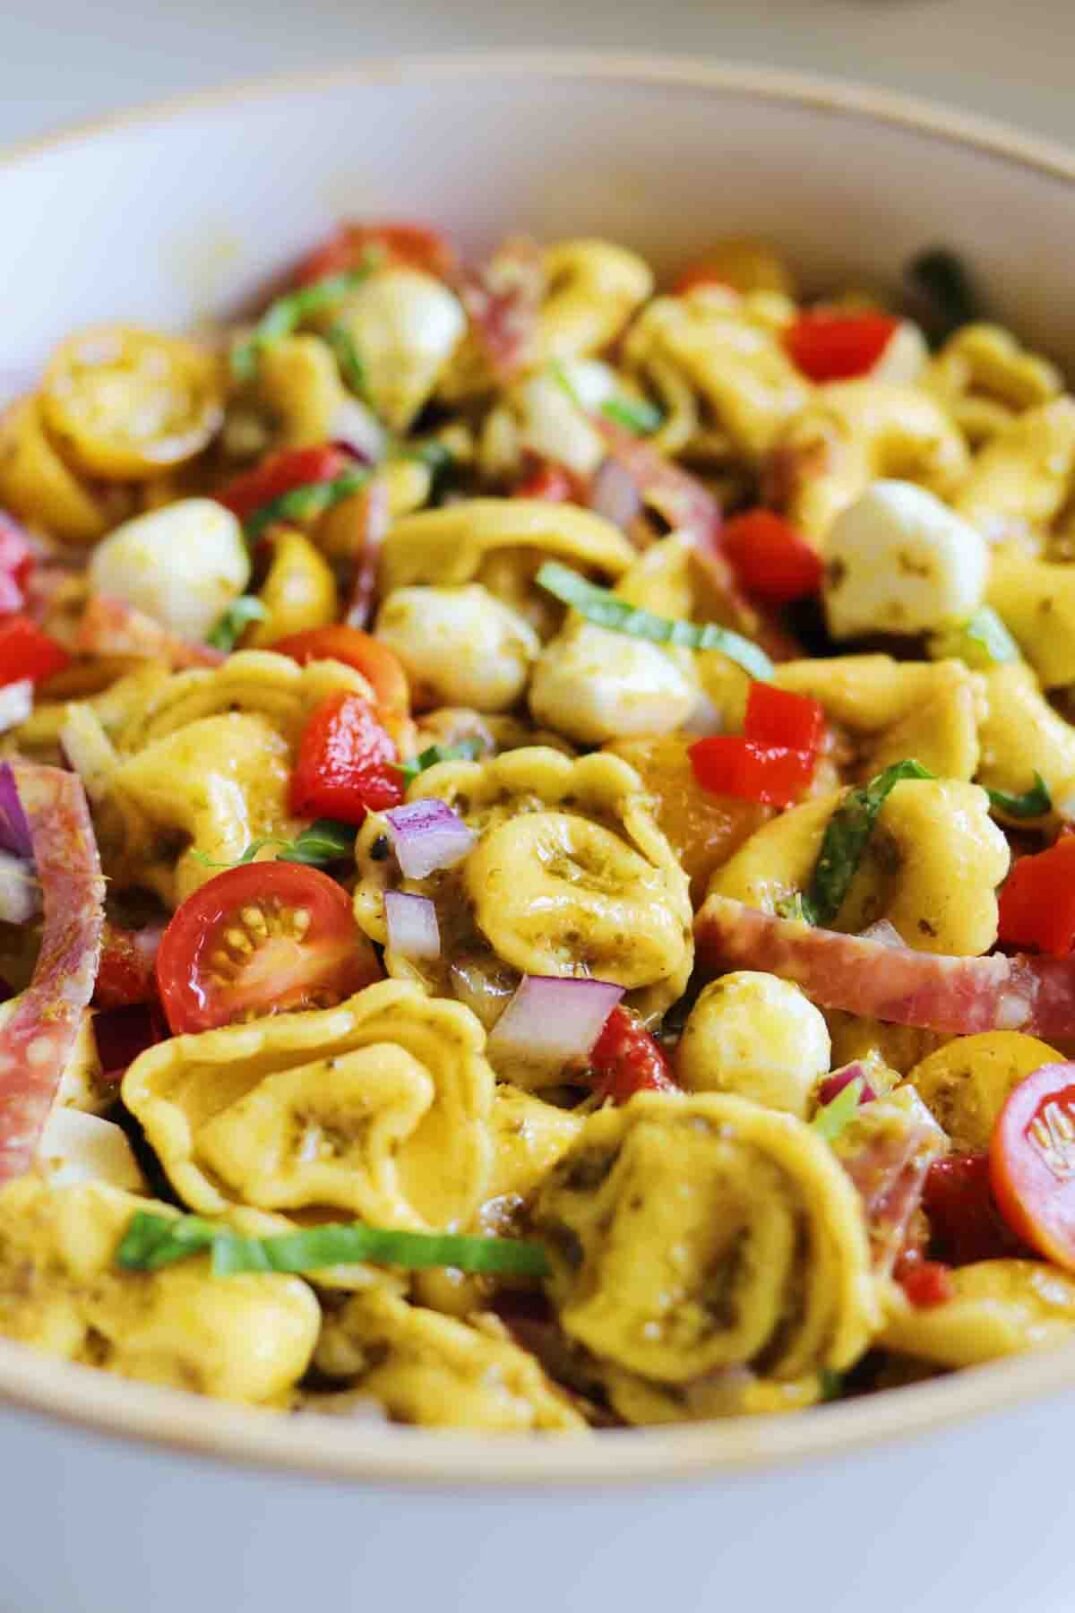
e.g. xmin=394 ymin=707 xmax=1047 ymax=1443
xmin=589 ymin=1006 xmax=677 ymax=1104
xmin=156 ymin=862 xmax=379 ymax=1034
xmin=0 ymin=616 xmax=70 ymax=686
xmin=291 ymin=690 xmax=403 ymax=827
xmin=998 ymin=837 xmax=1075 ymax=957
xmin=990 ymin=1061 xmax=1075 ymax=1270
xmin=785 ymin=310 xmax=900 ymax=382
xmin=513 ymin=459 xmax=586 ymax=503
xmin=293 ymin=222 xmax=456 ymax=287
xmin=217 ymin=445 xmax=355 ymax=525
xmin=720 ymin=509 xmax=823 ymax=605
xmin=272 ymin=625 xmax=410 ymax=718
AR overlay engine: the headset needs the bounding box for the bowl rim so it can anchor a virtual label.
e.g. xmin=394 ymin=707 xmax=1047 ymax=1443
xmin=5 ymin=48 xmax=1075 ymax=1487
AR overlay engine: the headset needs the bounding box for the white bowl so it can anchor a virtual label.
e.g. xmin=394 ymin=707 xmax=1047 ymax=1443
xmin=5 ymin=54 xmax=1075 ymax=1613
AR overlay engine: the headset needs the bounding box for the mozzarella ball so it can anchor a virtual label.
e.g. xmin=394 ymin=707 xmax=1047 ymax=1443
xmin=88 ymin=498 xmax=249 ymax=643
xmin=336 ymin=268 xmax=466 ymax=432
xmin=376 ymin=583 xmax=540 ymax=711
xmin=824 ymin=479 xmax=988 ymax=640
xmin=38 ymin=1107 xmax=145 ymax=1191
xmin=529 ymin=622 xmax=696 ymax=745
xmin=675 ymin=971 xmax=831 ymax=1117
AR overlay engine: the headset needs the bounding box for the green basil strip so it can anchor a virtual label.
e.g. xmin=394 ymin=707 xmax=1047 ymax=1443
xmin=601 ymin=396 xmax=664 ymax=436
xmin=117 ymin=1211 xmax=550 ymax=1280
xmin=811 ymin=1078 xmax=865 ymax=1144
xmin=986 ymin=773 xmax=1052 ymax=820
xmin=903 ymin=248 xmax=981 ymax=345
xmin=396 ymin=739 xmax=486 ymax=786
xmin=818 ymin=1369 xmax=844 ymax=1403
xmin=324 ymin=321 xmax=368 ymax=397
xmin=245 ymin=466 xmax=370 ymax=541
xmin=205 ymin=594 xmax=268 ymax=652
xmin=930 ymin=605 xmax=1019 ymax=670
xmin=536 ymin=561 xmax=774 ymax=681
xmin=189 ymin=818 xmax=356 ymax=871
xmin=802 ymin=760 xmax=935 ymax=927
xmin=230 ymin=264 xmax=376 ymax=384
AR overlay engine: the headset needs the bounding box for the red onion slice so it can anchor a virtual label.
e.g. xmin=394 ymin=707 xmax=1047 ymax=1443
xmin=0 ymin=849 xmax=40 ymax=925
xmin=589 ymin=457 xmax=643 ymax=533
xmin=817 ymin=1061 xmax=876 ymax=1108
xmin=0 ymin=762 xmax=33 ymax=859
xmin=384 ymin=890 xmax=441 ymax=960
xmin=384 ymin=799 xmax=476 ymax=880
xmin=488 ymin=975 xmax=624 ymax=1069
xmin=0 ymin=680 xmax=32 ymax=736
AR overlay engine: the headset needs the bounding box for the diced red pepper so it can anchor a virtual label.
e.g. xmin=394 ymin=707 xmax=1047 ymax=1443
xmin=744 ymin=681 xmax=825 ymax=755
xmin=290 ymin=691 xmax=403 ymax=827
xmin=894 ymin=1254 xmax=955 ymax=1309
xmin=998 ymin=837 xmax=1075 ymax=957
xmin=0 ymin=615 xmax=70 ymax=687
xmin=0 ymin=515 xmax=34 ymax=615
xmin=293 ymin=222 xmax=456 ymax=287
xmin=720 ymin=509 xmax=824 ymax=605
xmin=513 ymin=458 xmax=586 ymax=503
xmin=589 ymin=1005 xmax=677 ymax=1104
xmin=922 ymin=1152 xmax=1024 ymax=1266
xmin=689 ymin=736 xmax=815 ymax=808
xmin=785 ymin=309 xmax=900 ymax=383
xmin=94 ymin=921 xmax=164 ymax=1009
xmin=216 ymin=445 xmax=355 ymax=524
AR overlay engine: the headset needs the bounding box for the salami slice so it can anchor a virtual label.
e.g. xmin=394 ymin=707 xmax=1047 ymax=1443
xmin=75 ymin=593 xmax=224 ymax=669
xmin=695 ymin=894 xmax=1075 ymax=1040
xmin=457 ymin=237 xmax=544 ymax=382
xmin=0 ymin=763 xmax=105 ymax=1182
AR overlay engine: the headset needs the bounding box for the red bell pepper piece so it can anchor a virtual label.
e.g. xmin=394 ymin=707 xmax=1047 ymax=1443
xmin=894 ymin=1255 xmax=955 ymax=1309
xmin=689 ymin=737 xmax=816 ymax=808
xmin=589 ymin=1005 xmax=677 ymax=1104
xmin=744 ymin=681 xmax=825 ymax=754
xmin=513 ymin=458 xmax=586 ymax=503
xmin=290 ymin=691 xmax=403 ymax=827
xmin=217 ymin=445 xmax=355 ymax=525
xmin=998 ymin=837 xmax=1075 ymax=957
xmin=0 ymin=615 xmax=69 ymax=687
xmin=720 ymin=509 xmax=824 ymax=605
xmin=0 ymin=516 xmax=34 ymax=615
xmin=293 ymin=222 xmax=456 ymax=287
xmin=785 ymin=309 xmax=900 ymax=383
xmin=922 ymin=1152 xmax=1024 ymax=1265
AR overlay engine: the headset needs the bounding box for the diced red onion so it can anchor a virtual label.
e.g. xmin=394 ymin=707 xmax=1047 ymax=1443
xmin=0 ymin=680 xmax=32 ymax=736
xmin=384 ymin=890 xmax=441 ymax=960
xmin=329 ymin=401 xmax=384 ymax=464
xmin=817 ymin=1061 xmax=876 ymax=1108
xmin=92 ymin=1002 xmax=166 ymax=1084
xmin=590 ymin=457 xmax=643 ymax=532
xmin=0 ymin=849 xmax=39 ymax=925
xmin=0 ymin=763 xmax=33 ymax=860
xmin=859 ymin=919 xmax=906 ymax=949
xmin=384 ymin=799 xmax=476 ymax=880
xmin=488 ymin=974 xmax=624 ymax=1068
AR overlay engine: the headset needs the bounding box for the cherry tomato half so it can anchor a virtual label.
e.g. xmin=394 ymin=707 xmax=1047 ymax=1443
xmin=156 ymin=862 xmax=379 ymax=1035
xmin=293 ymin=222 xmax=457 ymax=287
xmin=589 ymin=1005 xmax=677 ymax=1104
xmin=272 ymin=625 xmax=410 ymax=719
xmin=990 ymin=1061 xmax=1075 ymax=1271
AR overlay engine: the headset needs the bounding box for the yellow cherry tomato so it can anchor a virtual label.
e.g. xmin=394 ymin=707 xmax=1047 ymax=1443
xmin=41 ymin=325 xmax=224 ymax=480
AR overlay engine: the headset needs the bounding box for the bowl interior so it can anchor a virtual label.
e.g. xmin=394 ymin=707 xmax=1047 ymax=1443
xmin=3 ymin=53 xmax=1075 ymax=1483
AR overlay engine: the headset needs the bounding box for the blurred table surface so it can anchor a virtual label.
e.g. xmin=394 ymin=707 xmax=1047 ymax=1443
xmin=4 ymin=0 xmax=1074 ymax=152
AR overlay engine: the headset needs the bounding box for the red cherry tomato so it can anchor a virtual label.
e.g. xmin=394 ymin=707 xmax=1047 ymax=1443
xmin=998 ymin=837 xmax=1075 ymax=958
xmin=720 ymin=509 xmax=824 ymax=605
xmin=272 ymin=625 xmax=410 ymax=719
xmin=290 ymin=690 xmax=403 ymax=826
xmin=785 ymin=310 xmax=900 ymax=383
xmin=156 ymin=862 xmax=379 ymax=1035
xmin=293 ymin=222 xmax=457 ymax=287
xmin=589 ymin=1005 xmax=677 ymax=1104
xmin=94 ymin=921 xmax=164 ymax=1008
xmin=217 ymin=445 xmax=355 ymax=525
xmin=0 ymin=615 xmax=70 ymax=686
xmin=922 ymin=1151 xmax=1023 ymax=1266
xmin=990 ymin=1061 xmax=1075 ymax=1270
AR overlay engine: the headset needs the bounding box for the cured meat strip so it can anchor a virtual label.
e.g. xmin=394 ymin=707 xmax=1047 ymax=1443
xmin=0 ymin=763 xmax=105 ymax=1182
xmin=695 ymin=894 xmax=1075 ymax=1041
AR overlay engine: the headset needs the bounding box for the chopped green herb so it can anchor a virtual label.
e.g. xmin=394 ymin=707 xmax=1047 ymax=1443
xmin=536 ymin=561 xmax=773 ymax=682
xmin=548 ymin=361 xmax=583 ymax=409
xmin=205 ymin=594 xmax=268 ymax=652
xmin=811 ymin=1078 xmax=865 ymax=1143
xmin=802 ymin=760 xmax=934 ymax=927
xmin=929 ymin=606 xmax=1019 ymax=670
xmin=396 ymin=739 xmax=486 ymax=785
xmin=189 ymin=818 xmax=357 ymax=872
xmin=774 ymin=892 xmax=808 ymax=922
xmin=819 ymin=1369 xmax=844 ymax=1403
xmin=903 ymin=248 xmax=981 ymax=345
xmin=117 ymin=1210 xmax=550 ymax=1280
xmin=986 ymin=773 xmax=1052 ymax=820
xmin=601 ymin=396 xmax=664 ymax=436
xmin=245 ymin=466 xmax=370 ymax=541
xmin=324 ymin=321 xmax=367 ymax=397
xmin=230 ymin=262 xmax=377 ymax=384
